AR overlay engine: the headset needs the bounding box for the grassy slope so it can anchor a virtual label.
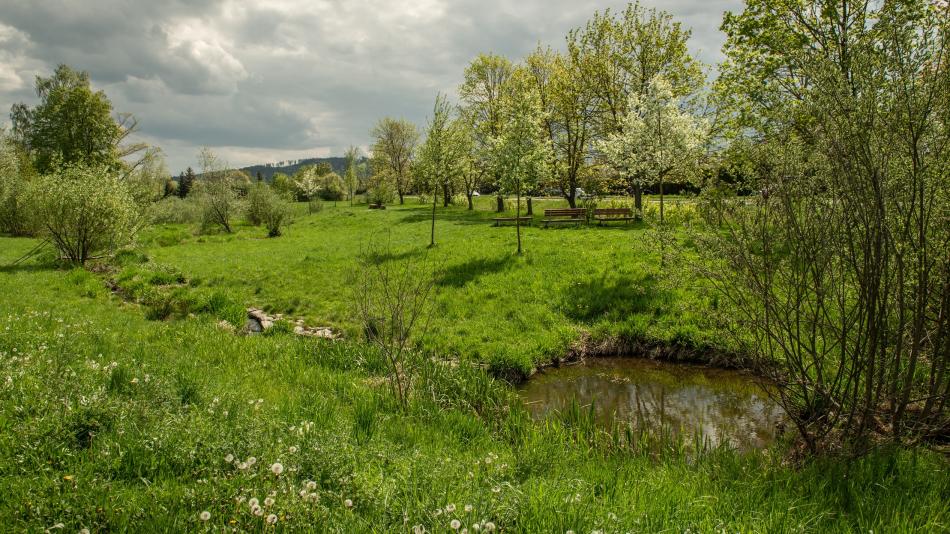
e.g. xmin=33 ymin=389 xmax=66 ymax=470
xmin=1 ymin=228 xmax=948 ymax=532
xmin=142 ymin=197 xmax=715 ymax=375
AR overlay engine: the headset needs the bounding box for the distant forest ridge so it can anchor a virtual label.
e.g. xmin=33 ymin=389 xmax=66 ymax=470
xmin=239 ymin=157 xmax=350 ymax=181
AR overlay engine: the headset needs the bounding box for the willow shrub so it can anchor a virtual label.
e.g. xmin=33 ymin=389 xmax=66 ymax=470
xmin=33 ymin=163 xmax=139 ymax=264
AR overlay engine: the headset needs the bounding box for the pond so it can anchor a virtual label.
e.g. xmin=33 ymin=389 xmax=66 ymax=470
xmin=518 ymin=358 xmax=785 ymax=450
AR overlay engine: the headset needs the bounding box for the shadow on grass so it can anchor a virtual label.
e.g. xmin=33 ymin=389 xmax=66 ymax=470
xmin=361 ymin=248 xmax=421 ymax=265
xmin=437 ymin=254 xmax=514 ymax=287
xmin=398 ymin=208 xmax=501 ymax=226
xmin=559 ymin=273 xmax=666 ymax=322
xmin=0 ymin=262 xmax=56 ymax=274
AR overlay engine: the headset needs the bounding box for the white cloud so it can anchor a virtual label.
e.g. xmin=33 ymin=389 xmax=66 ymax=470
xmin=0 ymin=0 xmax=741 ymax=172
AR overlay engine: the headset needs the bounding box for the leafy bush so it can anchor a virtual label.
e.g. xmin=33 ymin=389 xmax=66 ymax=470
xmin=245 ymin=183 xmax=292 ymax=236
xmin=244 ymin=183 xmax=271 ymax=226
xmin=0 ymin=133 xmax=38 ymax=236
xmin=319 ymin=173 xmax=345 ymax=201
xmin=366 ymin=179 xmax=394 ymax=206
xmin=148 ymin=196 xmax=202 ymax=224
xmin=32 ymin=163 xmax=139 ymax=264
xmin=196 ymin=177 xmax=238 ymax=234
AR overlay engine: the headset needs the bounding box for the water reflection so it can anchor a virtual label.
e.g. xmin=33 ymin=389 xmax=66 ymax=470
xmin=518 ymin=358 xmax=785 ymax=450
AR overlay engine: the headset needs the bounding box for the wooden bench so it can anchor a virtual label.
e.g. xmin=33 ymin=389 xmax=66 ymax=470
xmin=542 ymin=208 xmax=586 ymax=227
xmin=593 ymin=207 xmax=635 ymax=224
xmin=493 ymin=216 xmax=533 ymax=227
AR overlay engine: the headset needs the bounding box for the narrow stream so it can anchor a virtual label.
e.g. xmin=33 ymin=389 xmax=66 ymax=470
xmin=518 ymin=358 xmax=785 ymax=450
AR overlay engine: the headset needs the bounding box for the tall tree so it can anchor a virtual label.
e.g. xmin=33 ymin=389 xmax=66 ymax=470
xmin=708 ymin=0 xmax=950 ymax=451
xmin=568 ymin=3 xmax=704 ymax=211
xmin=525 ymin=46 xmax=596 ymax=208
xmin=459 ymin=54 xmax=515 ymax=212
xmin=491 ymin=70 xmax=551 ymax=255
xmin=417 ymin=94 xmax=467 ymax=247
xmin=343 ymin=145 xmax=361 ymax=206
xmin=371 ymin=118 xmax=418 ymax=204
xmin=196 ymin=148 xmax=237 ymax=233
xmin=456 ymin=117 xmax=481 ymax=210
xmin=178 ymin=167 xmax=196 ymax=199
xmin=10 ymin=64 xmax=147 ymax=175
xmin=599 ymin=75 xmax=705 ymax=222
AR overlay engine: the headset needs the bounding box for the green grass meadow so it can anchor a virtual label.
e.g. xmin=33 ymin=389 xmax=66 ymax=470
xmin=1 ymin=198 xmax=948 ymax=532
xmin=140 ymin=197 xmax=716 ymax=376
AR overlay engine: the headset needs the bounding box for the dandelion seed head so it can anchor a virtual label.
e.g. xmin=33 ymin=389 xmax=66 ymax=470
xmin=450 ymin=519 xmax=461 ymax=530
xmin=224 ymin=454 xmax=234 ymax=463
xmin=344 ymin=498 xmax=354 ymax=508
xmin=266 ymin=514 xmax=278 ymax=524
xmin=270 ymin=462 xmax=284 ymax=475
xmin=264 ymin=497 xmax=275 ymax=507
xmin=199 ymin=511 xmax=211 ymax=521
xmin=445 ymin=504 xmax=456 ymax=513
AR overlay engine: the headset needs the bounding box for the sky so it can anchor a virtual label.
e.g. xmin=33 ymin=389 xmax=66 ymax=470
xmin=0 ymin=0 xmax=742 ymax=174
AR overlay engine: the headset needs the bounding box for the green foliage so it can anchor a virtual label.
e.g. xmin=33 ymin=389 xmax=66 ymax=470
xmin=271 ymin=172 xmax=295 ymax=198
xmin=317 ymin=172 xmax=345 ymax=202
xmin=177 ymin=167 xmax=196 ymax=199
xmin=371 ymin=117 xmax=419 ymax=204
xmin=148 ymin=196 xmax=202 ymax=225
xmin=32 ymin=163 xmax=139 ymax=264
xmin=195 ymin=148 xmax=238 ymax=234
xmin=10 ymin=65 xmax=125 ymax=174
xmin=0 ymin=131 xmax=38 ymax=236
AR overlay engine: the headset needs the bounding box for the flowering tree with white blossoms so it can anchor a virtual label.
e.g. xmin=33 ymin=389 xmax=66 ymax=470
xmin=490 ymin=71 xmax=551 ymax=255
xmin=599 ymin=75 xmax=706 ymax=222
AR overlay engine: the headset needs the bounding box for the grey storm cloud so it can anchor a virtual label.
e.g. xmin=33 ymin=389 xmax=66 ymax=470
xmin=0 ymin=0 xmax=742 ymax=172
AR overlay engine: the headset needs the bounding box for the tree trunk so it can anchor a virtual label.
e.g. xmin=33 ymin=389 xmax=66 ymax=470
xmin=526 ymin=197 xmax=533 ymax=215
xmin=430 ymin=188 xmax=437 ymax=247
xmin=467 ymin=193 xmax=474 ymax=210
xmin=515 ymin=190 xmax=522 ymax=255
xmin=633 ymin=183 xmax=643 ymax=214
xmin=496 ymin=195 xmax=504 ymax=212
xmin=398 ymin=191 xmax=404 ymax=204
xmin=659 ymin=177 xmax=664 ymax=223
xmin=567 ymin=190 xmax=576 ymax=208
xmin=443 ymin=184 xmax=451 ymax=207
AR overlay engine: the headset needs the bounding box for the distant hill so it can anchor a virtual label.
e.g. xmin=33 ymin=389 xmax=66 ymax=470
xmin=240 ymin=157 xmax=349 ymax=182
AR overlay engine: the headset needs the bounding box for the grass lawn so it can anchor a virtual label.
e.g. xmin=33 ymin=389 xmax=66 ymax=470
xmin=1 ymin=235 xmax=948 ymax=532
xmin=138 ymin=196 xmax=717 ymax=376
